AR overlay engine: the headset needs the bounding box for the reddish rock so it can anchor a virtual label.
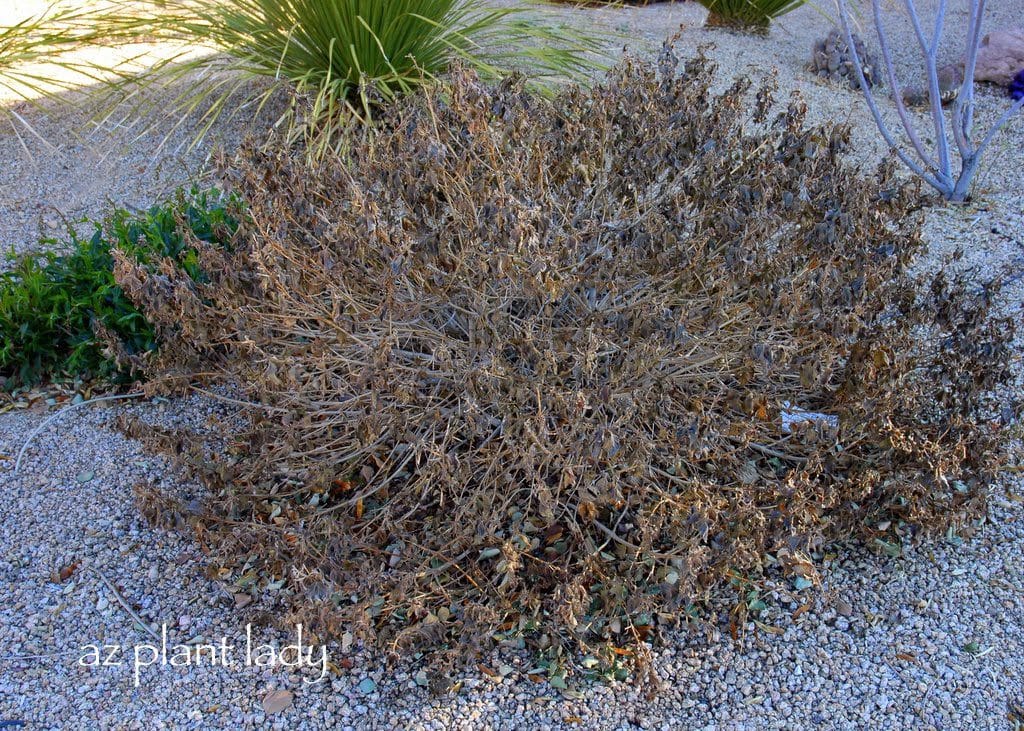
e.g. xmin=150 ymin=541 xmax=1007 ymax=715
xmin=971 ymin=29 xmax=1024 ymax=86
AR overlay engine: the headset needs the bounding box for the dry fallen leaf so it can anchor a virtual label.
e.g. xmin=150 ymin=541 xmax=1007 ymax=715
xmin=792 ymin=601 xmax=813 ymax=619
xmin=261 ymin=689 xmax=293 ymax=715
xmin=52 ymin=562 xmax=79 ymax=583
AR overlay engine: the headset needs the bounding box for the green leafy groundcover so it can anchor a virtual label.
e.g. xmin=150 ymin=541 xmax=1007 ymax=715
xmin=0 ymin=188 xmax=240 ymax=388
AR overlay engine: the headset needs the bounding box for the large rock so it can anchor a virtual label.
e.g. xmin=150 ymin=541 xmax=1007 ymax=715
xmin=971 ymin=29 xmax=1024 ymax=86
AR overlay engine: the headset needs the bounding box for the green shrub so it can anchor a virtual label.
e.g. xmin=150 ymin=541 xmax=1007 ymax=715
xmin=0 ymin=189 xmax=240 ymax=388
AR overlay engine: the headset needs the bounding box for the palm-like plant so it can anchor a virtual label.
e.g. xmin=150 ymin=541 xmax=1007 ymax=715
xmin=696 ymin=0 xmax=806 ymax=33
xmin=98 ymin=0 xmax=602 ymax=156
xmin=2 ymin=4 xmax=96 ymax=101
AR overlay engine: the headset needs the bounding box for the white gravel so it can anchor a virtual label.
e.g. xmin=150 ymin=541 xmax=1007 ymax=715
xmin=0 ymin=94 xmax=256 ymax=262
xmin=2 ymin=0 xmax=1024 ymax=728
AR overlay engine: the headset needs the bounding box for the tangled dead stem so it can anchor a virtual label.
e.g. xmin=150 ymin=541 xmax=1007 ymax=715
xmin=115 ymin=47 xmax=1015 ymax=676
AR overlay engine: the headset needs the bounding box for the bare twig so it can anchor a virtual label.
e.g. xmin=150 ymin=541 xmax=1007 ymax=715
xmin=86 ymin=566 xmax=161 ymax=642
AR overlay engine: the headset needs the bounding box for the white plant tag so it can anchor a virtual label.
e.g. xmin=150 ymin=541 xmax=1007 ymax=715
xmin=780 ymin=401 xmax=839 ymax=433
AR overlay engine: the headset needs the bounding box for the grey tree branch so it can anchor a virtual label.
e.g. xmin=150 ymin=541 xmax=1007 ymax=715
xmin=838 ymin=0 xmax=1022 ymax=201
xmin=871 ymin=0 xmax=937 ymax=169
xmin=902 ymin=0 xmax=952 ymax=184
xmin=837 ymin=0 xmax=946 ymax=191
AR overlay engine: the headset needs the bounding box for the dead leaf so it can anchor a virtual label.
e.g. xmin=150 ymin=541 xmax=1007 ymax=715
xmin=792 ymin=601 xmax=813 ymax=619
xmin=262 ymin=689 xmax=293 ymax=715
xmin=53 ymin=562 xmax=79 ymax=583
xmin=233 ymin=593 xmax=252 ymax=609
xmin=577 ymin=501 xmax=597 ymax=523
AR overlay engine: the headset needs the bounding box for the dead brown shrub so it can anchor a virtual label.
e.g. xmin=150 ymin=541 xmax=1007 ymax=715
xmin=116 ymin=47 xmax=1014 ymax=670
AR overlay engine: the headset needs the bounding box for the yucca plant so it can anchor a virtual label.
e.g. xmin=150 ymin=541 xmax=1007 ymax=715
xmin=696 ymin=0 xmax=806 ymax=33
xmin=97 ymin=0 xmax=603 ymax=157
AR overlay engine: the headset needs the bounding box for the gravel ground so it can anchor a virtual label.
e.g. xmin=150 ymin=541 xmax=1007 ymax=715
xmin=2 ymin=0 xmax=1024 ymax=729
xmin=0 ymin=90 xmax=258 ymax=261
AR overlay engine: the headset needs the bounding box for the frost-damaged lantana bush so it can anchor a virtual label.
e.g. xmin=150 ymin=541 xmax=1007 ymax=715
xmin=117 ymin=48 xmax=1013 ymax=672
